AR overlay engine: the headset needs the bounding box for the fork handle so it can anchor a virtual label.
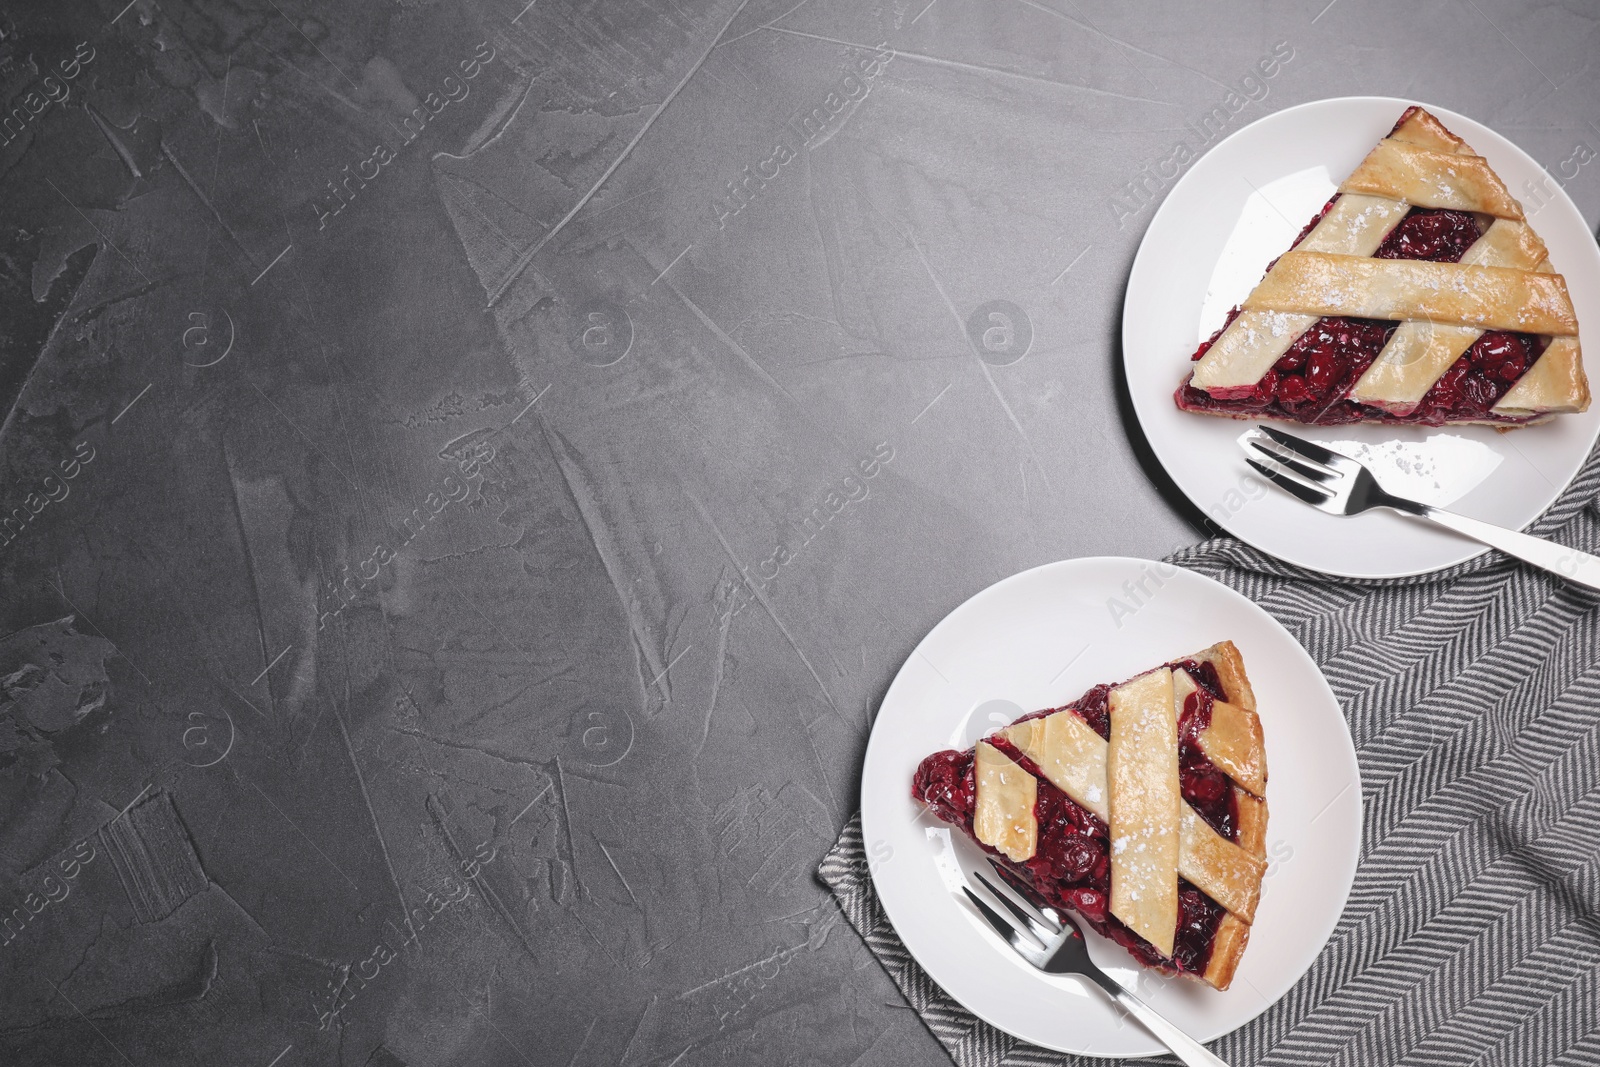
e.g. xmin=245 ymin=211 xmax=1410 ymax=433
xmin=1078 ymin=968 xmax=1229 ymax=1065
xmin=1401 ymin=503 xmax=1600 ymax=593
xmin=1087 ymin=974 xmax=1230 ymax=1067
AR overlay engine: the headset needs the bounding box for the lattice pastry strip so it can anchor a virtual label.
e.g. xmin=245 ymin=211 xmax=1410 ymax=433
xmin=1001 ymin=694 xmax=1265 ymax=923
xmin=1348 ymin=219 xmax=1548 ymax=410
xmin=1182 ymin=106 xmax=1588 ymax=426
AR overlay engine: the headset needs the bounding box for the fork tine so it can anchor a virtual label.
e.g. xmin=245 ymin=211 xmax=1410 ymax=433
xmin=961 ymin=886 xmax=1046 ymax=957
xmin=987 ymin=861 xmax=1065 ymax=924
xmin=989 ymin=863 xmax=1076 ymax=933
xmin=1246 ymin=438 xmax=1340 ymax=483
xmin=1246 ymin=456 xmax=1334 ymax=507
xmin=1258 ymin=425 xmax=1360 ymax=471
xmin=1243 ymin=428 xmax=1339 ymax=474
xmin=972 ymin=868 xmax=1060 ymax=940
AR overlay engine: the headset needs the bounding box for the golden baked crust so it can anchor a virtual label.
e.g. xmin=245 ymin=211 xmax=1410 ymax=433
xmin=1174 ymin=653 xmax=1266 ymax=798
xmin=1005 ymin=689 xmax=1266 ymax=924
xmin=1193 ymin=639 xmax=1258 ymax=714
xmin=1179 ymin=806 xmax=1264 ymax=922
xmin=1340 ymin=139 xmax=1523 ymax=217
xmin=1198 ymin=700 xmax=1267 ymax=798
xmin=1203 ymin=913 xmax=1253 ymax=990
xmin=963 ymin=641 xmax=1269 ymax=991
xmin=1187 ymin=106 xmax=1588 ymax=421
xmin=1349 ymin=219 xmax=1560 ymax=410
xmin=972 ymin=741 xmax=1037 ymax=863
xmin=1106 ymin=644 xmax=1270 ymax=987
xmin=1497 ymin=334 xmax=1591 ymax=414
xmin=1175 ymin=396 xmax=1557 ymax=429
xmin=1002 ymin=710 xmax=1108 ymax=821
xmin=1190 ymin=641 xmax=1269 ymax=990
xmin=1234 ymin=789 xmax=1269 ymax=860
xmin=1107 ymin=669 xmax=1182 ymax=957
xmin=1388 ymin=104 xmax=1465 ymax=151
xmin=1245 ymin=253 xmax=1578 ymax=335
xmin=1188 ymin=195 xmax=1407 ymax=393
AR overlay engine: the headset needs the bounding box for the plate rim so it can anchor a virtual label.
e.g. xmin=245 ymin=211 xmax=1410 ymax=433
xmin=1121 ymin=94 xmax=1600 ymax=580
xmin=859 ymin=554 xmax=1364 ymax=1057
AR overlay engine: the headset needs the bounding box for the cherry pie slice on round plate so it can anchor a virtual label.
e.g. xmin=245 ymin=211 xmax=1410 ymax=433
xmin=913 ymin=642 xmax=1267 ymax=990
xmin=1176 ymin=106 xmax=1590 ymax=427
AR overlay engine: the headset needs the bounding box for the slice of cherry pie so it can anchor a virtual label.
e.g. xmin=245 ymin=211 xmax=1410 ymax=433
xmin=1176 ymin=106 xmax=1589 ymax=427
xmin=913 ymin=642 xmax=1267 ymax=990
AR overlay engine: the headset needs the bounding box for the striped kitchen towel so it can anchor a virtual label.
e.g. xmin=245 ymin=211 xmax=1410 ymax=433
xmin=819 ymin=448 xmax=1600 ymax=1066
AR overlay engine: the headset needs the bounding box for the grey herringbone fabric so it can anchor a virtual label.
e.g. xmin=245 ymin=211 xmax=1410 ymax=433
xmin=820 ymin=450 xmax=1600 ymax=1067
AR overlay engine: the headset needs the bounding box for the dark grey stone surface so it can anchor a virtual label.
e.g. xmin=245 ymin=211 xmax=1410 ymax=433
xmin=0 ymin=0 xmax=1595 ymax=1064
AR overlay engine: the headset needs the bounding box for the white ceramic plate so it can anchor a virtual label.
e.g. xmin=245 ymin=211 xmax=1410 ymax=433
xmin=1123 ymin=96 xmax=1600 ymax=579
xmin=860 ymin=557 xmax=1361 ymax=1058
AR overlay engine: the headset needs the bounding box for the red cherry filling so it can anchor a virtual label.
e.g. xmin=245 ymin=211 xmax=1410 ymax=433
xmin=1176 ymin=205 xmax=1547 ymax=425
xmin=911 ymin=660 xmax=1237 ymax=977
xmin=992 ymin=735 xmax=1224 ymax=975
xmin=912 ymin=748 xmax=977 ymax=834
xmin=1175 ymin=658 xmax=1225 ymax=700
xmin=1413 ymin=330 xmax=1544 ymax=420
xmin=1373 ymin=207 xmax=1482 ymax=262
xmin=1072 ymin=683 xmax=1112 ymax=738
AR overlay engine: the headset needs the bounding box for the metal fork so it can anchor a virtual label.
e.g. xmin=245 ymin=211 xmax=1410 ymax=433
xmin=960 ymin=867 xmax=1229 ymax=1066
xmin=1241 ymin=426 xmax=1600 ymax=592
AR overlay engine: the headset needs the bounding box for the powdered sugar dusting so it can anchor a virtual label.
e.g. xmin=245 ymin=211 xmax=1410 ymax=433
xmin=1320 ymin=434 xmax=1504 ymax=507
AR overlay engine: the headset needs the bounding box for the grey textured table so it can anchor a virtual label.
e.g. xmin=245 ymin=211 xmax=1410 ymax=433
xmin=0 ymin=1 xmax=1596 ymax=1065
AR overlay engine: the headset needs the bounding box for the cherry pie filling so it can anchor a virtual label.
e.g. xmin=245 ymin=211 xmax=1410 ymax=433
xmin=1175 ymin=201 xmax=1548 ymax=425
xmin=912 ymin=660 xmax=1238 ymax=977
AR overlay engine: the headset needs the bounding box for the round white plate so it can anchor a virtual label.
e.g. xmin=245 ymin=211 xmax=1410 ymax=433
xmin=860 ymin=557 xmax=1361 ymax=1058
xmin=1123 ymin=96 xmax=1600 ymax=579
